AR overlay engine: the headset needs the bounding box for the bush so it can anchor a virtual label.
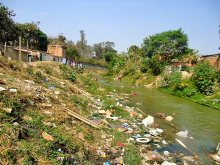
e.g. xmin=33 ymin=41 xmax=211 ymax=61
xmin=192 ymin=62 xmax=218 ymax=95
xmin=181 ymin=65 xmax=190 ymax=72
xmin=68 ymin=71 xmax=76 ymax=83
xmin=140 ymin=59 xmax=148 ymax=73
xmin=159 ymin=70 xmax=182 ymax=88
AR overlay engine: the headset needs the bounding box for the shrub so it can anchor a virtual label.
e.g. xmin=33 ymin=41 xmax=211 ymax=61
xmin=181 ymin=65 xmax=190 ymax=72
xmin=159 ymin=70 xmax=182 ymax=88
xmin=192 ymin=62 xmax=218 ymax=95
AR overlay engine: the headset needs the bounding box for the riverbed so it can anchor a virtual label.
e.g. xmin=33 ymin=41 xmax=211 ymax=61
xmin=98 ymin=76 xmax=220 ymax=164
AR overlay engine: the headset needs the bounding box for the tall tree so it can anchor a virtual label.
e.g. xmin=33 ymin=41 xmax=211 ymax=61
xmin=142 ymin=28 xmax=188 ymax=61
xmin=76 ymin=30 xmax=88 ymax=57
xmin=141 ymin=28 xmax=190 ymax=75
xmin=16 ymin=22 xmax=48 ymax=51
xmin=0 ymin=3 xmax=17 ymax=43
xmin=105 ymin=41 xmax=117 ymax=53
xmin=93 ymin=42 xmax=105 ymax=59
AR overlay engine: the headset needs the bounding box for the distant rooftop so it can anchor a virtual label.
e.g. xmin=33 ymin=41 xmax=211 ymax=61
xmin=201 ymin=53 xmax=220 ymax=57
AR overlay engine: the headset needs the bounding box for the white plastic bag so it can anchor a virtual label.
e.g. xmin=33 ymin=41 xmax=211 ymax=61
xmin=142 ymin=115 xmax=154 ymax=127
xmin=176 ymin=130 xmax=188 ymax=138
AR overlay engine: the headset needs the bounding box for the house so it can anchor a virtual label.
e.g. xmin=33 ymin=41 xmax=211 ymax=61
xmin=47 ymin=45 xmax=67 ymax=57
xmin=200 ymin=53 xmax=220 ymax=71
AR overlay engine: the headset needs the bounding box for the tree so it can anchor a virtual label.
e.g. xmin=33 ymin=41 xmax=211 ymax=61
xmin=93 ymin=42 xmax=105 ymax=59
xmin=16 ymin=22 xmax=48 ymax=51
xmin=48 ymin=33 xmax=67 ymax=46
xmin=141 ymin=28 xmax=189 ymax=75
xmin=142 ymin=28 xmax=188 ymax=61
xmin=93 ymin=41 xmax=117 ymax=59
xmin=105 ymin=41 xmax=117 ymax=53
xmin=0 ymin=3 xmax=17 ymax=43
xmin=66 ymin=46 xmax=80 ymax=68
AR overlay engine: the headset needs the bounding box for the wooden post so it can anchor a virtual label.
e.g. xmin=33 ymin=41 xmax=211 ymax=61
xmin=19 ymin=36 xmax=21 ymax=61
xmin=4 ymin=42 xmax=7 ymax=55
xmin=27 ymin=40 xmax=29 ymax=62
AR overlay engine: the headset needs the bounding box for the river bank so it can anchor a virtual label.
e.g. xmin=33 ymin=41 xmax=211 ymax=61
xmin=1 ymin=57 xmax=206 ymax=164
xmin=97 ymin=75 xmax=220 ymax=164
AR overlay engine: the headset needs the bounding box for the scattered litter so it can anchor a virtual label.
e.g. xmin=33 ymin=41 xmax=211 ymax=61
xmin=136 ymin=138 xmax=150 ymax=143
xmin=41 ymin=103 xmax=53 ymax=108
xmin=165 ymin=116 xmax=173 ymax=122
xmin=164 ymin=151 xmax=169 ymax=156
xmin=161 ymin=161 xmax=177 ymax=165
xmin=136 ymin=102 xmax=142 ymax=105
xmin=156 ymin=113 xmax=166 ymax=119
xmin=144 ymin=134 xmax=151 ymax=138
xmin=106 ymin=110 xmax=112 ymax=117
xmin=156 ymin=128 xmax=163 ymax=133
xmin=175 ymin=138 xmax=187 ymax=149
xmin=0 ymin=86 xmax=6 ymax=91
xmin=1 ymin=107 xmax=12 ymax=114
xmin=42 ymin=132 xmax=54 ymax=141
xmin=58 ymin=149 xmax=61 ymax=152
xmin=13 ymin=122 xmax=19 ymax=126
xmin=142 ymin=115 xmax=154 ymax=127
xmin=105 ymin=162 xmax=111 ymax=165
xmin=9 ymin=89 xmax=17 ymax=93
xmin=162 ymin=140 xmax=168 ymax=144
xmin=134 ymin=134 xmax=141 ymax=139
xmin=146 ymin=150 xmax=162 ymax=162
xmin=54 ymin=91 xmax=60 ymax=95
xmin=176 ymin=130 xmax=188 ymax=138
xmin=43 ymin=110 xmax=53 ymax=115
xmin=24 ymin=80 xmax=34 ymax=84
xmin=149 ymin=129 xmax=158 ymax=136
xmin=106 ymin=116 xmax=118 ymax=121
xmin=210 ymin=154 xmax=220 ymax=163
xmin=117 ymin=142 xmax=126 ymax=147
xmin=99 ymin=110 xmax=106 ymax=114
xmin=48 ymin=85 xmax=54 ymax=89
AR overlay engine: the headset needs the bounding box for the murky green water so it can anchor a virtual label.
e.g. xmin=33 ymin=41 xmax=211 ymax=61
xmin=98 ymin=76 xmax=220 ymax=164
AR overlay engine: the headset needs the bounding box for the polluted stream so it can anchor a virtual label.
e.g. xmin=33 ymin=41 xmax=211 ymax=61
xmin=97 ymin=76 xmax=220 ymax=164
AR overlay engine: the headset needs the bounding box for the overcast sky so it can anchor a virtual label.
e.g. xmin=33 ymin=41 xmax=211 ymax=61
xmin=2 ymin=0 xmax=220 ymax=55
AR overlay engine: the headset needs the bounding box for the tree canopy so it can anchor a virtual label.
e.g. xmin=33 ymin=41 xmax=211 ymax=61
xmin=142 ymin=28 xmax=189 ymax=61
xmin=0 ymin=3 xmax=48 ymax=51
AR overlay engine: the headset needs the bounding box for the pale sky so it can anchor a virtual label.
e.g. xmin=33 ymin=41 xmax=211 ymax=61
xmin=2 ymin=0 xmax=220 ymax=55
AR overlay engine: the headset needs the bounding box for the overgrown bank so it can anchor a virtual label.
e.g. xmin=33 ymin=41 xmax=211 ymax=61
xmin=102 ymin=29 xmax=220 ymax=110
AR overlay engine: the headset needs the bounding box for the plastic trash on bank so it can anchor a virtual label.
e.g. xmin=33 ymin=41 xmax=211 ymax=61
xmin=142 ymin=115 xmax=154 ymax=127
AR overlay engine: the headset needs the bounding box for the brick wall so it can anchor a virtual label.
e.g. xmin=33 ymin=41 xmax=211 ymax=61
xmin=47 ymin=45 xmax=66 ymax=57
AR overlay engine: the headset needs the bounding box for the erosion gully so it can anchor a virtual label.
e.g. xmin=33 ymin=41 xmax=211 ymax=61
xmin=84 ymin=64 xmax=220 ymax=164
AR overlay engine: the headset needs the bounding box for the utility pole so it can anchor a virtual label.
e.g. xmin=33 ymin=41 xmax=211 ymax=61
xmin=19 ymin=36 xmax=21 ymax=61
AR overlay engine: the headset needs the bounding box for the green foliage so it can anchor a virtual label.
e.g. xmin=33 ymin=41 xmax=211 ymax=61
xmin=45 ymin=67 xmax=52 ymax=75
xmin=68 ymin=70 xmax=77 ymax=83
xmin=181 ymin=65 xmax=190 ymax=72
xmin=80 ymin=57 xmax=107 ymax=67
xmin=192 ymin=62 xmax=218 ymax=95
xmin=124 ymin=146 xmax=142 ymax=165
xmin=66 ymin=46 xmax=80 ymax=62
xmin=159 ymin=70 xmax=182 ymax=88
xmin=0 ymin=3 xmax=18 ymax=43
xmin=104 ymin=53 xmax=116 ymax=63
xmin=16 ymin=22 xmax=48 ymax=51
xmin=142 ymin=28 xmax=188 ymax=60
